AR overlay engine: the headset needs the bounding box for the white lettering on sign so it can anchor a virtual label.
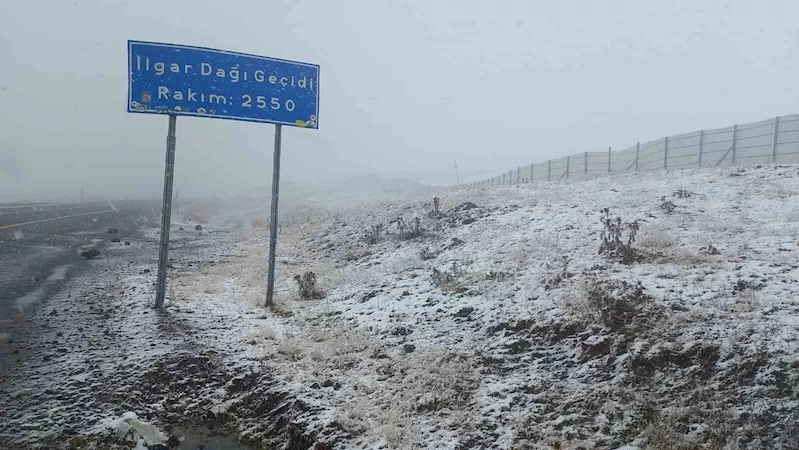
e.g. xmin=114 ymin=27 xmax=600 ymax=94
xmin=156 ymin=86 xmax=300 ymax=111
xmin=133 ymin=57 xmax=316 ymax=91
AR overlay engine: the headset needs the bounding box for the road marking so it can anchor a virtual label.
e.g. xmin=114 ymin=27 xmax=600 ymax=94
xmin=0 ymin=209 xmax=116 ymax=231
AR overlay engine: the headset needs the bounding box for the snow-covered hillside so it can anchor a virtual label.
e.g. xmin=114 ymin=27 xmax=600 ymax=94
xmin=172 ymin=164 xmax=799 ymax=449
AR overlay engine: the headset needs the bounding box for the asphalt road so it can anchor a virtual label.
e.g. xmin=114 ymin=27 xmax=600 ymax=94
xmin=0 ymin=200 xmax=159 ymax=373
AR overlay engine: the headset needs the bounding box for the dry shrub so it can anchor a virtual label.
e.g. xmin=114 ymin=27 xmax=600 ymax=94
xmin=419 ymin=247 xmax=438 ymax=261
xmin=543 ymin=256 xmax=571 ymax=290
xmin=599 ymin=208 xmax=642 ymax=264
xmin=585 ymin=280 xmax=652 ymax=330
xmin=250 ymin=216 xmax=267 ymax=228
xmin=294 ymin=271 xmax=326 ymax=300
xmin=363 ymin=224 xmax=384 ymax=245
xmin=392 ymin=217 xmax=423 ymax=240
xmin=431 ymin=262 xmax=463 ymax=288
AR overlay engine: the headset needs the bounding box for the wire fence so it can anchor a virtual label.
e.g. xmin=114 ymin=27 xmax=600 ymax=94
xmin=464 ymin=114 xmax=799 ymax=188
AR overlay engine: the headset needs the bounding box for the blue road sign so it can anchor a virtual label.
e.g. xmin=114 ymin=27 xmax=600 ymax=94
xmin=127 ymin=41 xmax=319 ymax=128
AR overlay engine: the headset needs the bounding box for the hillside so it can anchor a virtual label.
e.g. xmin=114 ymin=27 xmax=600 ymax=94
xmin=164 ymin=164 xmax=798 ymax=449
xmin=7 ymin=165 xmax=796 ymax=450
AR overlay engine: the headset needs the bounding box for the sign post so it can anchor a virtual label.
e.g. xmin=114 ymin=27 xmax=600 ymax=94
xmin=155 ymin=115 xmax=177 ymax=308
xmin=266 ymin=124 xmax=282 ymax=305
xmin=126 ymin=40 xmax=320 ymax=308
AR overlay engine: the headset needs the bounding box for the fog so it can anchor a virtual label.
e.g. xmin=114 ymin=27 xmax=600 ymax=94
xmin=1 ymin=0 xmax=797 ymax=201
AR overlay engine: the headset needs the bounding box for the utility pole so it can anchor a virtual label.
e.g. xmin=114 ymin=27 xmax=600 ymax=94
xmin=80 ymin=185 xmax=84 ymax=203
xmin=454 ymin=159 xmax=460 ymax=185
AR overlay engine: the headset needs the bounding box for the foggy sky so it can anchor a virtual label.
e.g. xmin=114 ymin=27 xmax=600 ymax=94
xmin=1 ymin=0 xmax=797 ymax=200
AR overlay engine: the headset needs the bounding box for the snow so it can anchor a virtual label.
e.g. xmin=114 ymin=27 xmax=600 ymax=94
xmin=3 ymin=164 xmax=799 ymax=449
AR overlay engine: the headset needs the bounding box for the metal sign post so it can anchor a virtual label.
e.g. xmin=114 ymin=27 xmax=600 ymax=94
xmin=126 ymin=40 xmax=319 ymax=309
xmin=265 ymin=124 xmax=282 ymax=306
xmin=155 ymin=115 xmax=177 ymax=308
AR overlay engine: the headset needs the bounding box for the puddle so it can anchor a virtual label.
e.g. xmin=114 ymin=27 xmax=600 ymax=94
xmin=47 ymin=264 xmax=70 ymax=282
xmin=173 ymin=426 xmax=255 ymax=450
xmin=15 ymin=287 xmax=44 ymax=311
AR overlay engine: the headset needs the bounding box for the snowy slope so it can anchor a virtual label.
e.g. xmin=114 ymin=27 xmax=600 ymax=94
xmin=164 ymin=164 xmax=799 ymax=449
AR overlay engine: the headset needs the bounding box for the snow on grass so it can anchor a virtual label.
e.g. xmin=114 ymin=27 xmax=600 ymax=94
xmin=168 ymin=165 xmax=799 ymax=449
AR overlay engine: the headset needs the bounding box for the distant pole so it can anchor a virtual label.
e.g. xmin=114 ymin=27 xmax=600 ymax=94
xmin=566 ymin=155 xmax=570 ymax=179
xmin=265 ymin=124 xmax=283 ymax=307
xmin=584 ymin=152 xmax=588 ymax=176
xmin=517 ymin=166 xmax=521 ymax=184
xmin=772 ymin=116 xmax=780 ymax=163
xmin=607 ymin=146 xmax=612 ymax=174
xmin=155 ymin=115 xmax=177 ymax=308
xmin=530 ymin=163 xmax=534 ymax=183
xmin=635 ymin=142 xmax=640 ymax=171
xmin=454 ymin=159 xmax=460 ymax=185
xmin=698 ymin=130 xmax=704 ymax=166
xmin=731 ymin=124 xmax=738 ymax=166
xmin=663 ymin=137 xmax=669 ymax=170
xmin=80 ymin=185 xmax=84 ymax=204
xmin=547 ymin=159 xmax=552 ymax=181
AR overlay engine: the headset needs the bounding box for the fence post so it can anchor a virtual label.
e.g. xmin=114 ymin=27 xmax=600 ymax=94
xmin=663 ymin=137 xmax=669 ymax=169
xmin=731 ymin=124 xmax=738 ymax=165
xmin=607 ymin=146 xmax=612 ymax=174
xmin=566 ymin=155 xmax=570 ymax=179
xmin=517 ymin=166 xmax=521 ymax=184
xmin=530 ymin=163 xmax=534 ymax=183
xmin=698 ymin=130 xmax=704 ymax=166
xmin=584 ymin=151 xmax=588 ymax=176
xmin=771 ymin=116 xmax=780 ymax=163
xmin=547 ymin=159 xmax=551 ymax=181
xmin=635 ymin=142 xmax=640 ymax=171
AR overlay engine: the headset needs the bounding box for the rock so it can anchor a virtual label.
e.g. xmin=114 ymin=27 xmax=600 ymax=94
xmin=453 ymin=307 xmax=474 ymax=318
xmin=333 ymin=382 xmax=342 ymax=390
xmin=195 ymin=225 xmax=203 ymax=231
xmin=68 ymin=435 xmax=87 ymax=448
xmin=149 ymin=445 xmax=169 ymax=450
xmin=310 ymin=382 xmax=321 ymax=389
xmin=322 ymin=379 xmax=334 ymax=388
xmin=107 ymin=228 xmax=118 ymax=234
xmin=80 ymin=249 xmax=100 ymax=260
xmin=179 ymin=227 xmax=184 ymax=231
xmin=390 ymin=326 xmax=412 ymax=336
xmin=403 ymin=344 xmax=416 ymax=353
xmin=110 ymin=237 xmax=121 ymax=243
xmin=143 ymin=269 xmax=151 ymax=273
xmin=125 ymin=241 xmax=131 ymax=245
xmin=167 ymin=435 xmax=181 ymax=448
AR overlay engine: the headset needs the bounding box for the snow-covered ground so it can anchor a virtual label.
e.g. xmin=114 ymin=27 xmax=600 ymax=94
xmin=3 ymin=165 xmax=798 ymax=449
xmin=170 ymin=164 xmax=799 ymax=449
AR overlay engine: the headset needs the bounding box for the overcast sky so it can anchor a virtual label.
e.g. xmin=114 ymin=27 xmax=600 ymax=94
xmin=0 ymin=0 xmax=797 ymax=200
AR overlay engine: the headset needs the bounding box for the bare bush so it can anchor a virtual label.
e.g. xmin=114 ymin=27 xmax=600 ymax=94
xmin=543 ymin=256 xmax=572 ymax=290
xmin=431 ymin=262 xmax=463 ymax=288
xmin=363 ymin=224 xmax=384 ymax=245
xmin=250 ymin=216 xmax=267 ymax=228
xmin=419 ymin=247 xmax=438 ymax=261
xmin=392 ymin=217 xmax=424 ymax=240
xmin=598 ymin=208 xmax=642 ymax=264
xmin=585 ymin=280 xmax=653 ymax=330
xmin=659 ymin=197 xmax=677 ymax=214
xmin=294 ymin=271 xmax=326 ymax=300
xmin=673 ymin=189 xmax=695 ymax=199
xmin=428 ymin=197 xmax=443 ymax=219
